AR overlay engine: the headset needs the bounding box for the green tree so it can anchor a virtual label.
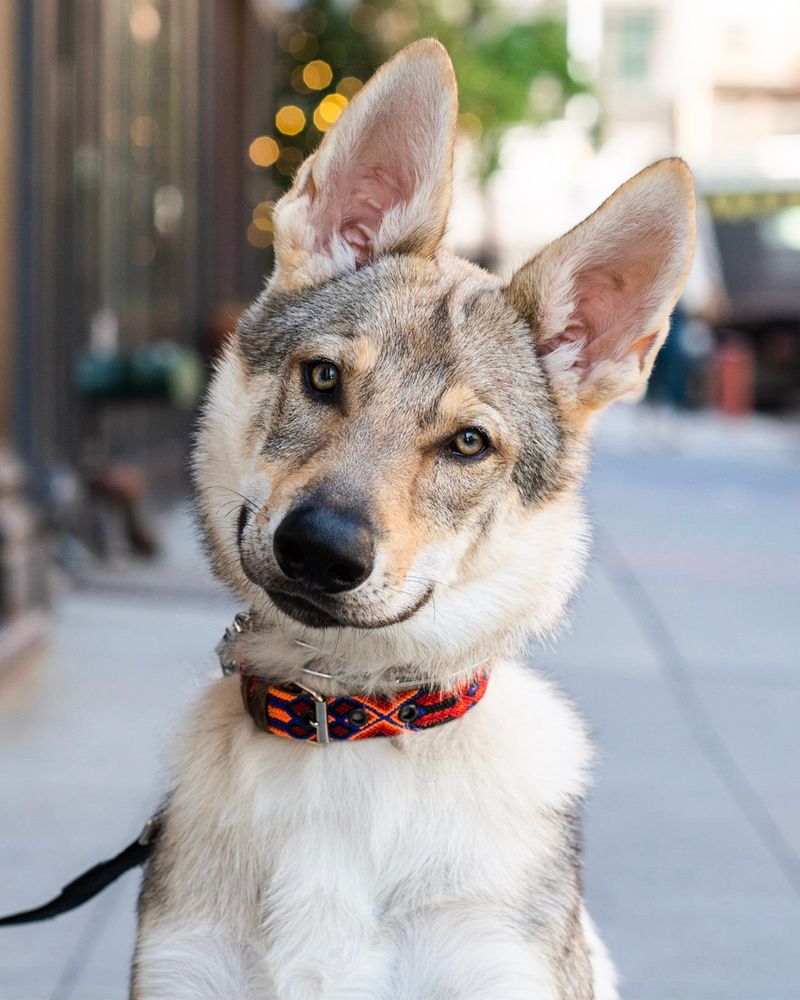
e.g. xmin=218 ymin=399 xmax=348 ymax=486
xmin=247 ymin=1 xmax=581 ymax=257
xmin=431 ymin=11 xmax=582 ymax=182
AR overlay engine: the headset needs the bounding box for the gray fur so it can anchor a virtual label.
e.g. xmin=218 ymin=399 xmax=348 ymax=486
xmin=236 ymin=254 xmax=566 ymax=509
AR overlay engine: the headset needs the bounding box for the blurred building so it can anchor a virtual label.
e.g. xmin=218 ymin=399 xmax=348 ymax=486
xmin=13 ymin=1 xmax=278 ymax=487
xmin=484 ymin=0 xmax=800 ymax=410
xmin=596 ymin=0 xmax=800 ymax=176
xmin=1 ymin=0 xmax=282 ymax=671
xmin=0 ymin=1 xmax=48 ymax=672
xmin=595 ymin=0 xmax=800 ymax=411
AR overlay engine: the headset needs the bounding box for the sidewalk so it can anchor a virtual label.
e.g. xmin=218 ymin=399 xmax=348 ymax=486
xmin=1 ymin=408 xmax=798 ymax=999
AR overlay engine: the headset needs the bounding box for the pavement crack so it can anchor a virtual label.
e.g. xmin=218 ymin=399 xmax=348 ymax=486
xmin=49 ymin=881 xmax=126 ymax=1000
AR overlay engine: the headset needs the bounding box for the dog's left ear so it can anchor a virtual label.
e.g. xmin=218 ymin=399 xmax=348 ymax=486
xmin=270 ymin=39 xmax=457 ymax=292
xmin=507 ymin=159 xmax=696 ymax=417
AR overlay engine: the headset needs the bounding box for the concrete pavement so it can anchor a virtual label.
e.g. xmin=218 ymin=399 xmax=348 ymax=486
xmin=1 ymin=407 xmax=798 ymax=999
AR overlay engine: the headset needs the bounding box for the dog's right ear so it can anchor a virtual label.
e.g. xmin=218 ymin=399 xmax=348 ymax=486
xmin=269 ymin=39 xmax=457 ymax=292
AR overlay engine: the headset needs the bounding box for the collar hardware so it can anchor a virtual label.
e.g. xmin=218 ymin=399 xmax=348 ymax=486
xmin=215 ymin=611 xmax=252 ymax=676
xmin=292 ymin=680 xmax=330 ymax=745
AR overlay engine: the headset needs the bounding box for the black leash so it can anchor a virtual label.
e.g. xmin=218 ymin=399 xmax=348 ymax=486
xmin=2 ymin=615 xmax=241 ymax=927
xmin=0 ymin=813 xmax=162 ymax=926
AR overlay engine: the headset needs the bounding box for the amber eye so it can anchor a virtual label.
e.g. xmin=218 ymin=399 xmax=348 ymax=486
xmin=448 ymin=427 xmax=490 ymax=459
xmin=306 ymin=360 xmax=339 ymax=395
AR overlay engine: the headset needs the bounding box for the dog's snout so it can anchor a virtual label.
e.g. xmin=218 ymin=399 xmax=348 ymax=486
xmin=273 ymin=506 xmax=374 ymax=594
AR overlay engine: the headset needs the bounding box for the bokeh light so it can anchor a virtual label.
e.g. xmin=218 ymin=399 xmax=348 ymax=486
xmin=277 ymin=23 xmax=299 ymax=50
xmin=153 ymin=185 xmax=184 ymax=235
xmin=349 ymin=4 xmax=377 ymax=34
xmin=313 ymin=93 xmax=348 ymax=131
xmin=130 ymin=115 xmax=159 ymax=147
xmin=249 ymin=135 xmax=280 ymax=167
xmin=275 ymin=105 xmax=306 ymax=136
xmin=128 ymin=1 xmax=161 ymax=45
xmin=291 ymin=65 xmax=311 ymax=93
xmin=336 ymin=77 xmax=363 ymax=98
xmin=247 ymin=222 xmax=272 ymax=248
xmin=302 ymin=60 xmax=333 ymax=90
xmin=252 ymin=201 xmax=275 ymax=233
xmin=276 ymin=146 xmax=304 ymax=176
xmin=278 ymin=26 xmax=319 ymax=60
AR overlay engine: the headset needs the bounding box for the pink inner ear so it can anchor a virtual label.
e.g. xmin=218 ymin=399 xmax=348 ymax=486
xmin=296 ymin=42 xmax=458 ymax=274
xmin=310 ymin=94 xmax=429 ymax=268
xmin=542 ymin=254 xmax=663 ymax=375
xmin=572 ymin=267 xmax=627 ymax=365
xmin=338 ymin=164 xmax=407 ymax=266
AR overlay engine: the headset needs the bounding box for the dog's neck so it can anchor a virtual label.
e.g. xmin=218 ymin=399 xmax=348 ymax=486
xmin=220 ymin=608 xmax=512 ymax=696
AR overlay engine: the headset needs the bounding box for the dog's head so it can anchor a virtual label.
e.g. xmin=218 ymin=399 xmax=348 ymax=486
xmin=195 ymin=40 xmax=695 ymax=676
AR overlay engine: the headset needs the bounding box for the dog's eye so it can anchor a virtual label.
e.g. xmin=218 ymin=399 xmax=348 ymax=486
xmin=448 ymin=427 xmax=490 ymax=459
xmin=306 ymin=360 xmax=339 ymax=395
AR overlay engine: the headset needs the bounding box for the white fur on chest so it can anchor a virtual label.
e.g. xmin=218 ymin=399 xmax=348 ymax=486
xmin=140 ymin=662 xmax=591 ymax=999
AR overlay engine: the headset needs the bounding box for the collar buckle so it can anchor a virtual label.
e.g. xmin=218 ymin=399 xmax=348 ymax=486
xmin=292 ymin=681 xmax=330 ymax=746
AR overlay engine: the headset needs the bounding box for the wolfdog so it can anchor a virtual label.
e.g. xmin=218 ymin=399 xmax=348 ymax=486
xmin=131 ymin=38 xmax=695 ymax=999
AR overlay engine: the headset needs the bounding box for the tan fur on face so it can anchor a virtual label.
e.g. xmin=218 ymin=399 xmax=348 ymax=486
xmin=345 ymin=335 xmax=382 ymax=377
xmin=437 ymin=383 xmax=481 ymax=416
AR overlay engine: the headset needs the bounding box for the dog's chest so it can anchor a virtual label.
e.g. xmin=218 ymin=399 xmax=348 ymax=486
xmin=247 ymin=748 xmax=553 ymax=997
xmin=216 ymin=664 xmax=591 ymax=996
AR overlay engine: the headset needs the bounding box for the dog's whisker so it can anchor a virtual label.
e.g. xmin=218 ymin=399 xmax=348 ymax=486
xmin=209 ymin=484 xmax=260 ymax=515
xmin=217 ymin=500 xmax=245 ymax=519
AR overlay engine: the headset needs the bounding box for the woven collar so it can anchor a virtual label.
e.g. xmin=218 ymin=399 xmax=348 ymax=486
xmin=240 ymin=670 xmax=489 ymax=745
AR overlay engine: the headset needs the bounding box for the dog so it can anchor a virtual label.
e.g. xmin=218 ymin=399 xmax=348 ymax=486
xmin=131 ymin=38 xmax=695 ymax=999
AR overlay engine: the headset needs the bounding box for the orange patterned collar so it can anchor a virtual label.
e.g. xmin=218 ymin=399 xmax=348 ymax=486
xmin=240 ymin=670 xmax=489 ymax=745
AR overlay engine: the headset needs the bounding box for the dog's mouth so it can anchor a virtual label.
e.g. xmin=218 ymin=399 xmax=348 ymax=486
xmin=266 ymin=590 xmax=345 ymax=629
xmin=265 ymin=586 xmax=433 ymax=630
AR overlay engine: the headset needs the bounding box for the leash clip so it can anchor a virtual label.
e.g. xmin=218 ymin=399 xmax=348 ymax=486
xmin=137 ymin=812 xmax=163 ymax=847
xmin=293 ymin=680 xmax=330 ymax=746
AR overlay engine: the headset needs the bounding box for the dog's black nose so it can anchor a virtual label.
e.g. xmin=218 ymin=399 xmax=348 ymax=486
xmin=273 ymin=506 xmax=374 ymax=594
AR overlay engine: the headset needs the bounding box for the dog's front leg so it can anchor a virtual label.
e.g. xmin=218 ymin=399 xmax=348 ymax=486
xmin=130 ymin=800 xmax=272 ymax=1000
xmin=130 ymin=927 xmax=271 ymax=1000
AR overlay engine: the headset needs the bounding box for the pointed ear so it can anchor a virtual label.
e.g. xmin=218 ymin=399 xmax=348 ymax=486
xmin=270 ymin=39 xmax=457 ymax=292
xmin=507 ymin=159 xmax=696 ymax=417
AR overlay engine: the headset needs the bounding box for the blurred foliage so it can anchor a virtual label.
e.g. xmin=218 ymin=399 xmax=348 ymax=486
xmin=438 ymin=11 xmax=582 ymax=180
xmin=249 ymin=0 xmax=582 ymax=250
